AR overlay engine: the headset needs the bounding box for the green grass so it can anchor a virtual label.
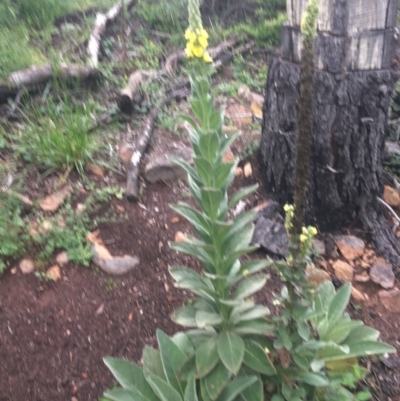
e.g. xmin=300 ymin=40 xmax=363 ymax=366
xmin=15 ymin=94 xmax=100 ymax=176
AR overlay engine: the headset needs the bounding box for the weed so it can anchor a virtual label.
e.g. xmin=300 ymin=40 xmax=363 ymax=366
xmin=15 ymin=94 xmax=100 ymax=176
xmin=104 ymin=277 xmax=117 ymax=291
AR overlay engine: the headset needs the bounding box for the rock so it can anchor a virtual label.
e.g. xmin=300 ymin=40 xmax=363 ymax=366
xmin=38 ymin=220 xmax=53 ymax=234
xmin=312 ymin=239 xmax=326 ymax=256
xmin=75 ymin=203 xmax=86 ymax=216
xmin=251 ymin=202 xmax=289 ymax=257
xmin=238 ymin=85 xmax=252 ymax=102
xmin=383 ymin=185 xmax=400 ymax=207
xmin=57 ymin=217 xmax=66 ymax=228
xmin=305 ymin=265 xmax=330 ymax=286
xmin=351 ymin=286 xmax=367 ymax=302
xmin=250 ymin=98 xmax=263 ymax=120
xmin=243 ymin=162 xmax=252 ymax=177
xmin=379 ymin=289 xmax=400 ymax=313
xmin=332 ymin=260 xmax=353 ymax=282
xmin=118 ymin=143 xmax=134 ymax=165
xmin=46 ymin=265 xmax=61 ymax=281
xmin=19 ymin=258 xmax=35 ymax=274
xmin=354 ymin=272 xmax=370 ymax=283
xmin=145 ymin=147 xmax=193 ymax=183
xmin=316 ymin=259 xmax=329 ymax=270
xmin=224 ymin=102 xmax=253 ymax=125
xmin=174 ymin=231 xmax=187 ymax=243
xmin=11 ymin=267 xmax=17 ymax=274
xmin=56 ymin=251 xmax=69 ymax=266
xmin=370 ymin=261 xmax=395 ymax=289
xmin=39 ymin=186 xmax=71 ymax=212
xmin=334 ymin=235 xmax=365 ymax=261
xmin=85 ymin=163 xmax=104 ymax=178
xmin=88 ymin=230 xmax=139 ymax=275
xmin=235 ymin=167 xmax=243 ymax=176
xmin=29 ymin=221 xmax=39 ymax=237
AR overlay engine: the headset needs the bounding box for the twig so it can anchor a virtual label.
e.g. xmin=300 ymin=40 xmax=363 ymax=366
xmin=377 ymin=196 xmax=400 ymax=232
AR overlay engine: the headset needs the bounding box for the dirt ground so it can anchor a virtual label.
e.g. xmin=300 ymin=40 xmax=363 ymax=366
xmin=0 ymin=151 xmax=399 ymax=401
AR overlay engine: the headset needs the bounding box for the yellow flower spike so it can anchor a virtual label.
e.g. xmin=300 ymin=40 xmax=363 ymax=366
xmin=242 ymin=269 xmax=249 ymax=276
xmin=192 ymin=45 xmax=204 ymax=58
xmin=203 ymin=51 xmax=213 ymax=63
xmin=299 ymin=234 xmax=308 ymax=243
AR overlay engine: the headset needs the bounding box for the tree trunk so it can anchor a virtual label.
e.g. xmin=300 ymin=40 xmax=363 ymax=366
xmin=261 ymin=0 xmax=400 ymax=265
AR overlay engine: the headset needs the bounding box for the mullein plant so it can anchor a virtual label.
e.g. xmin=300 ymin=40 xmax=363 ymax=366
xmin=102 ymin=1 xmax=395 ymax=400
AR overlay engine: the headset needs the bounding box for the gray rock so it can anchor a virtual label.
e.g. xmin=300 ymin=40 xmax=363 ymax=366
xmin=379 ymin=289 xmax=400 ymax=313
xmin=312 ymin=239 xmax=326 ymax=256
xmin=385 ymin=140 xmax=400 ymax=160
xmin=145 ymin=147 xmax=193 ymax=183
xmin=91 ymin=245 xmax=139 ymax=275
xmin=19 ymin=258 xmax=35 ymax=274
xmin=251 ymin=202 xmax=289 ymax=257
xmin=334 ymin=235 xmax=365 ymax=261
xmin=370 ymin=261 xmax=395 ymax=289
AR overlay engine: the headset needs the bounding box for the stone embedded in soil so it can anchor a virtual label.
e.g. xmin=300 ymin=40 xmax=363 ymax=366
xmin=351 ymin=286 xmax=367 ymax=302
xmin=379 ymin=289 xmax=400 ymax=313
xmin=224 ymin=101 xmax=253 ymax=125
xmin=332 ymin=260 xmax=354 ymax=282
xmin=383 ymin=185 xmax=400 ymax=207
xmin=312 ymin=239 xmax=326 ymax=257
xmin=222 ymin=147 xmax=235 ymax=162
xmin=243 ymin=162 xmax=252 ymax=177
xmin=305 ymin=265 xmax=330 ymax=286
xmin=334 ymin=235 xmax=365 ymax=261
xmin=56 ymin=251 xmax=69 ymax=266
xmin=235 ymin=167 xmax=243 ymax=176
xmin=39 ymin=186 xmax=71 ymax=212
xmin=251 ymin=202 xmax=289 ymax=257
xmin=174 ymin=231 xmax=187 ymax=243
xmin=370 ymin=260 xmax=395 ymax=289
xmin=88 ymin=230 xmax=139 ymax=275
xmin=354 ymin=272 xmax=370 ymax=283
xmin=75 ymin=203 xmax=86 ymax=216
xmin=19 ymin=258 xmax=35 ymax=274
xmin=46 ymin=265 xmax=61 ymax=281
xmin=144 ymin=146 xmax=193 ymax=183
xmin=38 ymin=220 xmax=53 ymax=234
xmin=85 ymin=163 xmax=104 ymax=178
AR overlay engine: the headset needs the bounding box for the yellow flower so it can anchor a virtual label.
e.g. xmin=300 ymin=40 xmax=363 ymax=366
xmin=299 ymin=234 xmax=307 ymax=243
xmin=283 ymin=204 xmax=293 ymax=212
xmin=192 ymin=45 xmax=204 ymax=58
xmin=203 ymin=51 xmax=212 ymax=63
xmin=242 ymin=269 xmax=249 ymax=276
xmin=302 ymin=227 xmax=308 ymax=235
xmin=264 ymin=347 xmax=270 ymax=354
xmin=185 ymin=29 xmax=196 ymax=43
xmin=273 ymin=299 xmax=281 ymax=306
xmin=308 ymin=226 xmax=318 ymax=236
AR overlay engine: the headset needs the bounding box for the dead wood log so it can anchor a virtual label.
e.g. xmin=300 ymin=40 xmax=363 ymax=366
xmin=118 ymin=70 xmax=156 ymax=113
xmin=6 ymin=63 xmax=96 ymax=88
xmin=87 ymin=0 xmax=135 ymax=68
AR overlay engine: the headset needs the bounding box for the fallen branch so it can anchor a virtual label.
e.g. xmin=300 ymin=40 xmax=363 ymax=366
xmin=126 ymin=89 xmax=189 ymax=201
xmin=87 ymin=0 xmax=135 ymax=68
xmin=118 ymin=70 xmax=156 ymax=113
xmin=6 ymin=63 xmax=96 ymax=88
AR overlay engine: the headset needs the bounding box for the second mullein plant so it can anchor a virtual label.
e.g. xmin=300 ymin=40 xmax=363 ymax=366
xmin=102 ymin=1 xmax=395 ymax=400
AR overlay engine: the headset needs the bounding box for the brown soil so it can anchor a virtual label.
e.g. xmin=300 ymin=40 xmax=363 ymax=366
xmin=0 ymin=151 xmax=399 ymax=401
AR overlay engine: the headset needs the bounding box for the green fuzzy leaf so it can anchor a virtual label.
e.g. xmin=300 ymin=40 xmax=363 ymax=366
xmin=200 ymin=187 xmax=223 ymax=220
xmin=315 ymin=343 xmax=349 ymax=360
xmin=215 ymin=376 xmax=257 ymax=401
xmin=194 ymin=156 xmax=214 ymax=185
xmin=205 ymin=362 xmax=231 ymax=400
xmin=142 ymin=347 xmax=166 ymax=381
xmin=217 ymin=332 xmax=245 ymax=375
xmin=345 ymin=341 xmax=396 ymax=359
xmin=297 ymin=372 xmax=329 ymax=387
xmin=157 ymin=330 xmax=187 ymax=394
xmin=178 ymin=354 xmax=197 ymax=381
xmin=238 ymin=367 xmax=263 ymax=401
xmin=228 ymin=184 xmax=258 ymax=209
xmin=243 ymin=339 xmax=276 ymax=375
xmin=233 ymin=275 xmax=267 ymax=300
xmin=219 ymin=134 xmax=239 ymax=160
xmin=172 ymin=332 xmax=195 ymax=356
xmin=103 ymin=388 xmax=151 ymax=401
xmin=214 ymin=162 xmax=237 ymax=191
xmin=191 ymin=98 xmax=205 ymax=125
xmin=147 ymin=375 xmax=183 ymax=401
xmin=196 ymin=336 xmax=220 ymax=377
xmin=325 ymin=319 xmax=363 ymax=344
xmin=200 ymin=377 xmax=213 ymax=401
xmin=296 ymin=321 xmax=310 ymax=341
xmin=184 ymin=374 xmax=199 ymax=401
xmin=227 ymin=259 xmax=272 ymax=286
xmin=342 ymin=326 xmax=379 ymax=345
xmin=327 ymin=282 xmax=351 ymax=330
xmin=169 ymin=241 xmax=213 ymax=267
xmin=169 ymin=157 xmax=201 ymax=185
xmin=172 ymin=305 xmax=198 ymax=327
xmin=223 ymin=223 xmax=255 ymax=255
xmin=199 ymin=132 xmax=220 ymax=162
xmin=233 ymin=319 xmax=273 ymax=335
xmin=103 ymin=358 xmax=157 ymax=400
xmin=221 ymin=246 xmax=259 ymax=275
xmin=208 ymin=110 xmax=223 ymax=132
xmin=232 ymin=305 xmax=270 ymax=323
xmin=196 ymin=310 xmax=223 ymax=328
xmin=171 ymin=203 xmax=211 ymax=237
